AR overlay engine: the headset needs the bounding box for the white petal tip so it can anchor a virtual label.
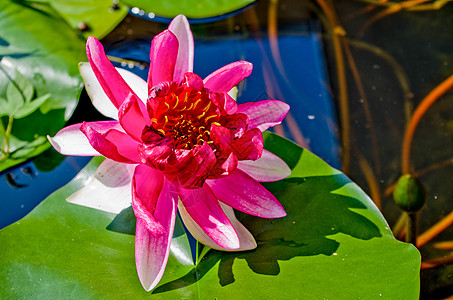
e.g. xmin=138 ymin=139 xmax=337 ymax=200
xmin=47 ymin=135 xmax=61 ymax=153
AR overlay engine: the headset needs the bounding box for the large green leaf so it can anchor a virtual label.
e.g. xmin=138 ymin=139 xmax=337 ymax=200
xmin=123 ymin=0 xmax=255 ymax=19
xmin=0 ymin=133 xmax=420 ymax=298
xmin=0 ymin=0 xmax=86 ymax=172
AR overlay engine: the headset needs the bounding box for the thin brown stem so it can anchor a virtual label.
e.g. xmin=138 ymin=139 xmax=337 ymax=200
xmin=406 ymin=212 xmax=418 ymax=245
xmin=342 ymin=39 xmax=381 ymax=178
xmin=402 ymin=74 xmax=453 ymax=174
xmin=356 ymin=150 xmax=382 ymax=209
xmin=433 ymin=241 xmax=453 ymax=250
xmin=417 ymin=210 xmax=453 ymax=248
xmin=421 ymin=252 xmax=453 ymax=270
xmin=316 ymin=0 xmax=351 ymax=174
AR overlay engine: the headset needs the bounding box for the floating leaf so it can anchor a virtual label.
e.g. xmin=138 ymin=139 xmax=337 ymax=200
xmin=23 ymin=0 xmax=129 ymax=39
xmin=0 ymin=133 xmax=420 ymax=298
xmin=123 ymin=0 xmax=255 ymax=19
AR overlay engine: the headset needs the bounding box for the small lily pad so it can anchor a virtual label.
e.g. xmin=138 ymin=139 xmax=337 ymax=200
xmin=123 ymin=0 xmax=255 ymax=19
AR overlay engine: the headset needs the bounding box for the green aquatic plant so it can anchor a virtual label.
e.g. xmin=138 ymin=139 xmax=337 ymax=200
xmin=0 ymin=63 xmax=50 ymax=163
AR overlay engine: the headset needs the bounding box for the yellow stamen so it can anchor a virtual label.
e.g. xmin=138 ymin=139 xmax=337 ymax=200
xmin=173 ymin=95 xmax=180 ymax=109
xmin=192 ymin=99 xmax=202 ymax=109
xmin=197 ymin=111 xmax=206 ymax=119
xmin=204 ymin=115 xmax=217 ymax=122
xmin=202 ymin=102 xmax=211 ymax=112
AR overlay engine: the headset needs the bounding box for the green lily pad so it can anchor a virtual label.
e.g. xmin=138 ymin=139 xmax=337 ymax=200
xmin=0 ymin=0 xmax=87 ymax=172
xmin=0 ymin=133 xmax=420 ymax=298
xmin=23 ymin=0 xmax=129 ymax=39
xmin=123 ymin=0 xmax=255 ymax=19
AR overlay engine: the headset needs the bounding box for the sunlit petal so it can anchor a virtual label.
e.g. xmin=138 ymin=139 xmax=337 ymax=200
xmin=135 ymin=177 xmax=178 ymax=291
xmin=48 ymin=123 xmax=101 ymax=156
xmin=79 ymin=62 xmax=118 ymax=120
xmin=86 ymin=37 xmax=136 ymax=109
xmin=67 ymin=159 xmax=134 ymax=213
xmin=79 ymin=63 xmax=148 ymax=120
xmin=118 ymin=94 xmax=150 ymax=142
xmin=203 ymin=61 xmax=253 ymax=93
xmin=80 ymin=121 xmax=141 ymax=163
xmin=237 ymin=149 xmax=291 ymax=182
xmin=237 ymin=100 xmax=290 ymax=131
xmin=179 ymin=200 xmax=256 ymax=251
xmin=169 ymin=15 xmax=194 ymax=82
xmin=178 ymin=185 xmax=240 ymax=249
xmin=132 ymin=165 xmax=165 ymax=236
xmin=148 ymin=30 xmax=178 ymax=89
xmin=207 ymin=169 xmax=286 ymax=218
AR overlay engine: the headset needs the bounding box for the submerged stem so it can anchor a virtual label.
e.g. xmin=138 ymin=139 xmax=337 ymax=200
xmin=406 ymin=212 xmax=418 ymax=245
xmin=316 ymin=0 xmax=351 ymax=174
xmin=417 ymin=210 xmax=453 ymax=248
xmin=402 ymin=73 xmax=453 ymax=174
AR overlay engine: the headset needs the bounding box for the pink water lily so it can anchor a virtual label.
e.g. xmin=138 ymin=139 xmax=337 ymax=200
xmin=49 ymin=15 xmax=290 ymax=291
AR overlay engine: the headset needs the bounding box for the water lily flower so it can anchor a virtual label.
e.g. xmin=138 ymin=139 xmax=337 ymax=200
xmin=49 ymin=15 xmax=290 ymax=291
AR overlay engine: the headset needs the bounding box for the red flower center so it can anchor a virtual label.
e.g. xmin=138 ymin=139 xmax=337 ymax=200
xmin=144 ymin=80 xmax=223 ymax=150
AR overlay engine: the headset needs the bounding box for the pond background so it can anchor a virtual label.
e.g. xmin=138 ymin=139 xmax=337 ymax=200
xmin=1 ymin=0 xmax=453 ymax=298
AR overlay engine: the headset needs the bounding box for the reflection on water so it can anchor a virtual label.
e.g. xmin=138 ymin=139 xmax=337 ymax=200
xmin=0 ymin=155 xmax=91 ymax=229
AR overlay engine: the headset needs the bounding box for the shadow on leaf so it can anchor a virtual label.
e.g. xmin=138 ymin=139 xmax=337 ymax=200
xmin=154 ymin=171 xmax=381 ymax=293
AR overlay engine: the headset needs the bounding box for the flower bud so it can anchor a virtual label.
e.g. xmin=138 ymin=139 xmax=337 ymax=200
xmin=393 ymin=174 xmax=426 ymax=213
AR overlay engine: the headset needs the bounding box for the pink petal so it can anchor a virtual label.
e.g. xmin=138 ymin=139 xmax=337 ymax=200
xmin=209 ymin=152 xmax=238 ymax=178
xmin=207 ymin=169 xmax=286 ymax=218
xmin=67 ymin=159 xmax=135 ymax=213
xmin=210 ymin=124 xmax=232 ymax=151
xmin=116 ymin=67 xmax=148 ymax=103
xmin=236 ymin=100 xmax=290 ymax=131
xmin=132 ymin=165 xmax=166 ymax=236
xmin=208 ymin=91 xmax=238 ymax=114
xmin=220 ymin=113 xmax=248 ymax=138
xmin=80 ymin=121 xmax=141 ymax=163
xmin=231 ymin=128 xmax=263 ymax=160
xmin=178 ymin=184 xmax=240 ymax=249
xmin=148 ymin=30 xmax=179 ymax=89
xmin=86 ymin=37 xmax=136 ymax=109
xmin=203 ymin=61 xmax=253 ymax=93
xmin=138 ymin=138 xmax=174 ymax=171
xmin=79 ymin=62 xmax=118 ymax=120
xmin=237 ymin=149 xmax=291 ymax=182
xmin=168 ymin=15 xmax=194 ymax=82
xmin=170 ymin=143 xmax=216 ymax=189
xmin=48 ymin=123 xmax=101 ymax=156
xmin=178 ymin=200 xmax=256 ymax=251
xmin=118 ymin=94 xmax=149 ymax=142
xmin=135 ymin=175 xmax=178 ymax=291
xmin=180 ymin=72 xmax=203 ymax=90
xmin=79 ymin=63 xmax=148 ymax=120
